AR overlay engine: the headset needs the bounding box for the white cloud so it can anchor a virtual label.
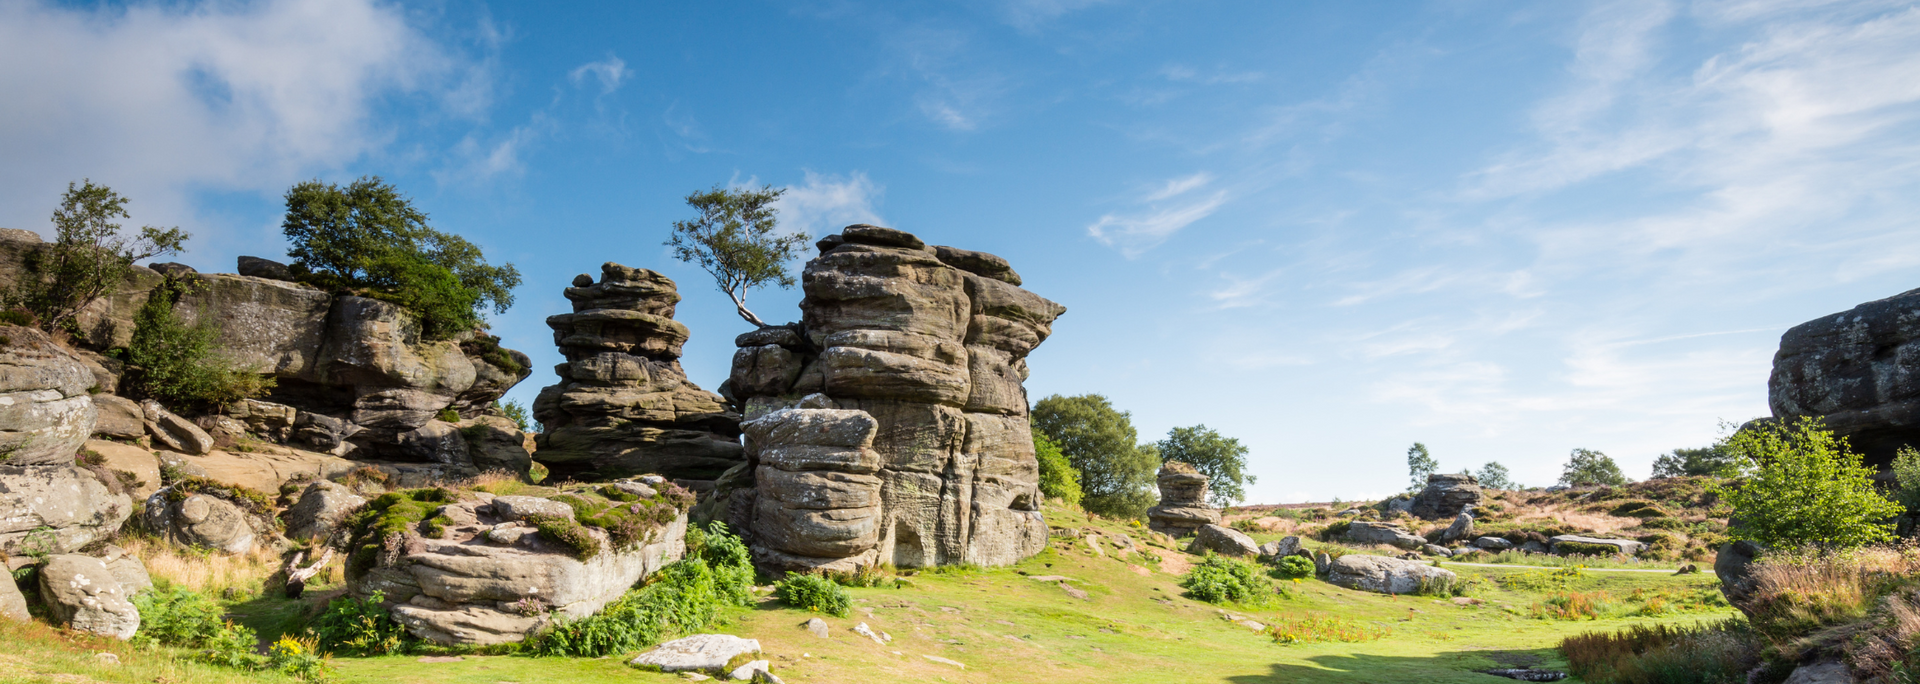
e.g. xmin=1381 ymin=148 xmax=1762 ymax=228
xmin=996 ymin=0 xmax=1112 ymax=32
xmin=569 ymin=55 xmax=630 ymax=95
xmin=1087 ymin=173 xmax=1229 ymax=257
xmin=0 ymin=0 xmax=461 ymax=249
xmin=770 ymin=171 xmax=886 ymax=237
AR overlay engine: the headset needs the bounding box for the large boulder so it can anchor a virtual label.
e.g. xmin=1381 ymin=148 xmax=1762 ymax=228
xmin=143 ymin=486 xmax=279 ymax=555
xmin=1326 ymin=554 xmax=1457 ymax=595
xmin=1550 ymin=535 xmax=1645 ymax=556
xmin=453 ymin=415 xmax=534 ymax=474
xmin=1343 ymin=521 xmax=1427 ymax=550
xmin=0 ymin=325 xmax=99 ymax=465
xmin=739 ymin=407 xmax=884 ymax=573
xmin=347 ymin=486 xmax=691 ymax=646
xmin=283 ymin=480 xmax=368 ymax=545
xmin=0 ymin=464 xmax=132 ymax=556
xmin=1147 ymin=462 xmax=1219 ymax=538
xmin=1409 ymin=473 xmax=1482 ymax=520
xmin=1769 ymin=287 xmax=1920 ymax=464
xmin=532 ymin=264 xmax=742 ymax=486
xmin=90 ymin=395 xmax=145 ymax=440
xmin=1716 ymin=539 xmax=1764 ymax=613
xmin=0 ymin=568 xmax=27 ymax=621
xmin=1186 ymin=524 xmax=1259 ymax=557
xmin=142 ymin=401 xmax=214 ymax=455
xmin=38 ymin=554 xmax=139 ymax=639
xmin=84 ymin=440 xmax=162 ymax=499
xmin=720 ymin=227 xmax=1065 ymax=571
xmin=630 ymin=634 xmax=763 ymax=673
xmin=1436 ymin=512 xmax=1474 ymax=543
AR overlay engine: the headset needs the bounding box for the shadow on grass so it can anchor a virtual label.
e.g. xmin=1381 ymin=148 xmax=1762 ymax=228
xmin=1225 ymin=646 xmax=1568 ymax=684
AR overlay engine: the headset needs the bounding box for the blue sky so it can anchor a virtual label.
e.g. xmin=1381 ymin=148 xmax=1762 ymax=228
xmin=5 ymin=0 xmax=1920 ymax=503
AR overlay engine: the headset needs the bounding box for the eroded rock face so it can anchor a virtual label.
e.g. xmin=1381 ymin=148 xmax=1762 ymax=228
xmin=1326 ymin=554 xmax=1457 ymax=595
xmin=722 ymin=226 xmax=1066 ymax=571
xmin=1343 ymin=521 xmax=1426 ymax=551
xmin=283 ymin=480 xmax=368 ymax=545
xmin=143 ymin=488 xmax=279 ymax=555
xmin=533 ymin=264 xmax=742 ymax=486
xmin=1409 ymin=473 xmax=1481 ymax=520
xmin=0 ymin=464 xmax=131 ymax=556
xmin=1770 ymin=288 xmax=1920 ymax=464
xmin=347 ymin=488 xmax=689 ymax=646
xmin=39 ymin=554 xmax=140 ymax=639
xmin=0 ymin=325 xmax=98 ymax=465
xmin=1147 ymin=462 xmax=1218 ymax=538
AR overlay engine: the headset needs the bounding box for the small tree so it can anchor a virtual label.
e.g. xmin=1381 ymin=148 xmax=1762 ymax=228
xmin=1475 ymin=461 xmax=1513 ymax=490
xmin=1651 ymin=443 xmax=1744 ymax=479
xmin=1157 ymin=425 xmax=1255 ymax=508
xmin=1031 ymin=394 xmax=1160 ymax=519
xmin=1558 ymin=448 xmax=1629 ymax=487
xmin=1033 ymin=429 xmax=1083 ymax=508
xmin=1890 ymin=446 xmax=1920 ymax=537
xmin=5 ymin=180 xmax=187 ymax=333
xmin=1715 ymin=417 xmax=1900 ymax=549
xmin=125 ymin=276 xmax=274 ymax=411
xmin=1406 ymin=442 xmax=1437 ymax=491
xmin=664 ymin=185 xmax=810 ymax=328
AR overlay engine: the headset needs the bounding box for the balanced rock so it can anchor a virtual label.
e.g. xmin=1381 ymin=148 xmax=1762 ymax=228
xmin=1343 ymin=521 xmax=1426 ymax=550
xmin=1409 ymin=473 xmax=1481 ymax=520
xmin=1326 ymin=554 xmax=1457 ymax=595
xmin=1146 ymin=461 xmax=1219 ymax=538
xmin=1770 ymin=287 xmax=1920 ymax=463
xmin=533 ymin=263 xmax=742 ymax=485
xmin=1186 ymin=524 xmax=1259 ymax=557
xmin=38 ymin=554 xmax=139 ymax=639
xmin=0 ymin=325 xmax=99 ymax=465
xmin=721 ymin=226 xmax=1066 ymax=570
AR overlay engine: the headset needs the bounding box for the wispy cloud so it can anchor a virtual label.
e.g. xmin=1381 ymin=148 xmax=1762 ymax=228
xmin=996 ymin=0 xmax=1113 ymax=32
xmin=1087 ymin=173 xmax=1229 ymax=257
xmin=771 ymin=171 xmax=886 ymax=237
xmin=568 ymin=55 xmax=630 ymax=95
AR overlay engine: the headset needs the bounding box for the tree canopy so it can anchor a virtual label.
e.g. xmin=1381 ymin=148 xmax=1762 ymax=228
xmin=1475 ymin=461 xmax=1513 ymax=490
xmin=1032 ymin=429 xmax=1083 ymax=508
xmin=1406 ymin=442 xmax=1437 ymax=491
xmin=664 ymin=185 xmax=809 ymax=328
xmin=1559 ymin=448 xmax=1629 ymax=487
xmin=281 ymin=176 xmax=519 ymax=339
xmin=1031 ymin=394 xmax=1159 ymax=519
xmin=1651 ymin=443 xmax=1744 ymax=479
xmin=1716 ymin=417 xmax=1900 ymax=549
xmin=1156 ymin=425 xmax=1254 ymax=508
xmin=4 ymin=180 xmax=187 ymax=334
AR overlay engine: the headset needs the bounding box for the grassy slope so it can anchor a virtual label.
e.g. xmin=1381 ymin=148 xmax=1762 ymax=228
xmin=318 ymin=505 xmax=1737 ymax=684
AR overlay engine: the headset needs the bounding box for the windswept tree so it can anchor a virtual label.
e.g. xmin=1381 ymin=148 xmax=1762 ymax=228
xmin=1407 ymin=442 xmax=1437 ymax=491
xmin=1031 ymin=394 xmax=1159 ymax=519
xmin=664 ymin=185 xmax=810 ymax=328
xmin=5 ymin=180 xmax=187 ymax=333
xmin=1559 ymin=448 xmax=1629 ymax=487
xmin=1157 ymin=425 xmax=1255 ymax=508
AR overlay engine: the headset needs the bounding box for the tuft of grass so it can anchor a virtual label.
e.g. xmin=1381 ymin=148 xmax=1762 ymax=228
xmin=1267 ymin=613 xmax=1391 ymax=644
xmin=1532 ymin=590 xmax=1612 ymax=620
xmin=1561 ymin=620 xmax=1762 ymax=684
xmin=118 ymin=534 xmax=282 ymax=599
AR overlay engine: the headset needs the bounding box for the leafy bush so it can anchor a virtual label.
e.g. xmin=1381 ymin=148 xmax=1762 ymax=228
xmin=1715 ymin=416 xmax=1901 ymax=549
xmin=126 ymin=276 xmax=274 ymax=412
xmin=776 ymin=574 xmax=851 ymax=617
xmin=1179 ymin=554 xmax=1276 ymax=605
xmin=1033 ymin=429 xmax=1083 ymax=508
xmin=1561 ymin=448 xmax=1630 ymax=487
xmin=129 ymin=585 xmax=275 ymax=672
xmin=1273 ymin=555 xmax=1316 ymax=580
xmin=309 ymin=590 xmax=411 ymax=656
xmin=496 ymin=399 xmax=531 ymax=432
xmin=531 ymin=522 xmax=755 ymax=658
xmin=1561 ymin=620 xmax=1764 ymax=684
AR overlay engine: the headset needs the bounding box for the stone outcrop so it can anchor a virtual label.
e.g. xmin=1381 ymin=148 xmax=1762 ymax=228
xmin=1437 ymin=512 xmax=1474 ymax=543
xmin=1326 ymin=554 xmax=1457 ymax=595
xmin=143 ymin=486 xmax=280 ymax=555
xmin=0 ymin=325 xmax=98 ymax=465
xmin=1186 ymin=524 xmax=1259 ymax=557
xmin=533 ymin=263 xmax=742 ymax=486
xmin=38 ymin=554 xmax=140 ymax=639
xmin=1409 ymin=473 xmax=1481 ymax=520
xmin=347 ymin=485 xmax=690 ymax=646
xmin=1147 ymin=461 xmax=1219 ymax=537
xmin=0 ymin=568 xmax=27 ymax=620
xmin=739 ymin=406 xmax=884 ymax=572
xmin=283 ymin=480 xmax=368 ymax=545
xmin=1343 ymin=521 xmax=1427 ymax=550
xmin=1770 ymin=287 xmax=1920 ymax=464
xmin=1 ymin=466 xmax=131 ymax=557
xmin=0 ymin=233 xmax=535 ymax=473
xmin=720 ymin=226 xmax=1066 ymax=571
xmin=1550 ymin=534 xmax=1645 ymax=556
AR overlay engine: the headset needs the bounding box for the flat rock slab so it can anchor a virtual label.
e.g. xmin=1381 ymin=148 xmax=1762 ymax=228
xmin=630 ymin=634 xmax=762 ymax=672
xmin=924 ymin=655 xmax=965 ymax=669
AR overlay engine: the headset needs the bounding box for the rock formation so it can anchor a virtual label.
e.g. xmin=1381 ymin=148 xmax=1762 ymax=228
xmin=532 ymin=263 xmax=742 ymax=486
xmin=0 ymin=326 xmax=132 ymax=557
xmin=0 ymin=232 xmax=535 ymax=476
xmin=1186 ymin=524 xmax=1259 ymax=557
xmin=1770 ymin=287 xmax=1920 ymax=464
xmin=38 ymin=554 xmax=140 ymax=639
xmin=1343 ymin=520 xmax=1427 ymax=551
xmin=1326 ymin=554 xmax=1457 ymax=594
xmin=721 ymin=225 xmax=1066 ymax=571
xmin=1147 ymin=462 xmax=1219 ymax=537
xmin=346 ymin=482 xmax=691 ymax=646
xmin=143 ymin=484 xmax=282 ymax=555
xmin=1409 ymin=473 xmax=1481 ymax=520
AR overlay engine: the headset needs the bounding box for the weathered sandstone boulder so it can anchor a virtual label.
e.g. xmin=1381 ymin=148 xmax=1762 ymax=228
xmin=84 ymin=440 xmax=161 ymax=499
xmin=1437 ymin=512 xmax=1474 ymax=543
xmin=283 ymin=480 xmax=368 ymax=545
xmin=1147 ymin=461 xmax=1219 ymax=538
xmin=1326 ymin=554 xmax=1457 ymax=595
xmin=1409 ymin=473 xmax=1481 ymax=520
xmin=347 ymin=484 xmax=691 ymax=646
xmin=0 ymin=464 xmax=131 ymax=556
xmin=90 ymin=395 xmax=145 ymax=440
xmin=533 ymin=264 xmax=742 ymax=486
xmin=1550 ymin=534 xmax=1645 ymax=556
xmin=0 ymin=568 xmax=27 ymax=620
xmin=739 ymin=407 xmax=884 ymax=572
xmin=38 ymin=554 xmax=140 ymax=639
xmin=630 ymin=634 xmax=763 ymax=673
xmin=143 ymin=485 xmax=280 ymax=555
xmin=1343 ymin=521 xmax=1426 ymax=550
xmin=142 ymin=400 xmax=214 ymax=455
xmin=1716 ymin=539 xmax=1764 ymax=612
xmin=0 ymin=325 xmax=98 ymax=465
xmin=1258 ymin=536 xmax=1302 ymax=561
xmin=1474 ymin=536 xmax=1514 ymax=551
xmin=1770 ymin=287 xmax=1920 ymax=463
xmin=1187 ymin=524 xmax=1259 ymax=557
xmin=720 ymin=226 xmax=1066 ymax=570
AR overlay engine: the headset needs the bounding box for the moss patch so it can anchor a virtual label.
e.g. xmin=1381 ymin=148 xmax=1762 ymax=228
xmin=343 ymin=488 xmax=457 ymax=577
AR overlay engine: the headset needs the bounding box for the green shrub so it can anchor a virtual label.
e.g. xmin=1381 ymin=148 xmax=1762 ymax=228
xmin=496 ymin=399 xmax=532 ymax=431
xmin=1558 ymin=541 xmax=1628 ymax=557
xmin=1273 ymin=555 xmax=1316 ymax=580
xmin=309 ymin=590 xmax=411 ymax=656
xmin=342 ymin=488 xmax=456 ymax=576
xmin=531 ymin=522 xmax=755 ymax=657
xmin=776 ymin=574 xmax=851 ymax=617
xmin=126 ymin=276 xmax=274 ymax=412
xmin=1033 ymin=429 xmax=1083 ymax=508
xmin=1179 ymin=554 xmax=1276 ymax=605
xmin=1715 ymin=416 xmax=1901 ymax=549
xmin=130 ymin=585 xmax=270 ymax=670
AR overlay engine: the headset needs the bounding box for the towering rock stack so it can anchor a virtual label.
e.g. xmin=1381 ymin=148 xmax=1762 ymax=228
xmin=724 ymin=225 xmax=1066 ymax=570
xmin=533 ymin=263 xmax=742 ymax=486
xmin=1770 ymin=287 xmax=1920 ymax=465
xmin=1146 ymin=461 xmax=1218 ymax=538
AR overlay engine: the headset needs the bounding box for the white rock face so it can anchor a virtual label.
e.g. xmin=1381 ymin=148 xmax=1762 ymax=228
xmin=38 ymin=554 xmax=139 ymax=639
xmin=0 ymin=464 xmax=132 ymax=556
xmin=629 ymin=634 xmax=763 ymax=672
xmin=0 ymin=325 xmax=98 ymax=466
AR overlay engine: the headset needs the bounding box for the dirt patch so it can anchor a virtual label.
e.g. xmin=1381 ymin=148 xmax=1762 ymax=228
xmin=1146 ymin=547 xmax=1192 ymax=575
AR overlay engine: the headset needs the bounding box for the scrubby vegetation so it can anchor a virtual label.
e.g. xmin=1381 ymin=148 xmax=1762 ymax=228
xmin=1179 ymin=553 xmax=1278 ymax=605
xmin=530 ymin=522 xmax=755 ymax=657
xmin=308 ymin=591 xmax=411 ymax=657
xmin=1715 ymin=416 xmax=1901 ymax=550
xmin=776 ymin=573 xmax=852 ymax=617
xmin=125 ymin=274 xmax=275 ymax=411
xmin=1562 ymin=620 xmax=1765 ymax=684
xmin=2 ymin=179 xmax=187 ymax=335
xmin=1033 ymin=428 xmax=1084 ymax=507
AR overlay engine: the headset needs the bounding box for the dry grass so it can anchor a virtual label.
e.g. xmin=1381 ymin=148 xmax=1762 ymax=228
xmin=1745 ymin=544 xmax=1920 ymax=673
xmin=118 ymin=535 xmax=285 ymax=599
xmin=1560 ymin=620 xmax=1762 ymax=684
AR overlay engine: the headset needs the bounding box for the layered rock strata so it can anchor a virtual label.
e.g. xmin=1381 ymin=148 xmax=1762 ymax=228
xmin=1770 ymin=287 xmax=1920 ymax=464
xmin=0 ymin=327 xmax=132 ymax=557
xmin=1146 ymin=461 xmax=1219 ymax=537
xmin=1409 ymin=473 xmax=1481 ymax=520
xmin=532 ymin=264 xmax=742 ymax=485
xmin=722 ymin=225 xmax=1066 ymax=571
